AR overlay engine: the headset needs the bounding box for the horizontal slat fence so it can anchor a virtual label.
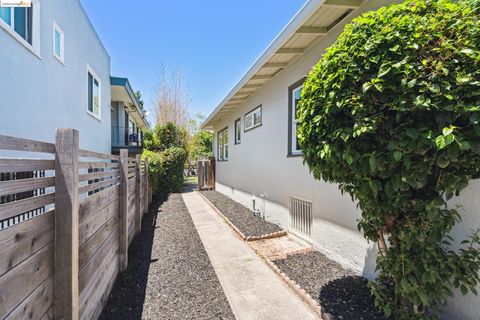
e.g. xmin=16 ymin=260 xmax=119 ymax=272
xmin=0 ymin=129 xmax=151 ymax=320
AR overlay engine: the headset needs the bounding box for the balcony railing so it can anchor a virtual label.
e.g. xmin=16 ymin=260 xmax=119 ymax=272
xmin=111 ymin=126 xmax=143 ymax=147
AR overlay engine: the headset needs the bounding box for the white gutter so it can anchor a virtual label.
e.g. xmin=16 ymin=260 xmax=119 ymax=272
xmin=201 ymin=0 xmax=326 ymax=129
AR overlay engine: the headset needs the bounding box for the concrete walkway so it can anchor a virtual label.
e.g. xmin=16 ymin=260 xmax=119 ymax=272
xmin=182 ymin=191 xmax=319 ymax=320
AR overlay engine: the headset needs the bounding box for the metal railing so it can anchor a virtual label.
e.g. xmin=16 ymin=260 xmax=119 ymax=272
xmin=111 ymin=126 xmax=143 ymax=147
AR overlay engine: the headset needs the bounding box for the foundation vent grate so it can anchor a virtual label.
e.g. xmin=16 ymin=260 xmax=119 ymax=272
xmin=289 ymin=196 xmax=312 ymax=236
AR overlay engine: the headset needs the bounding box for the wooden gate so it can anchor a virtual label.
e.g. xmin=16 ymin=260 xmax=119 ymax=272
xmin=197 ymin=157 xmax=215 ymax=191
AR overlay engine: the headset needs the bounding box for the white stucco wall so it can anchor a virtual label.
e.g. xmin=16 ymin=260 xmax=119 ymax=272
xmin=210 ymin=0 xmax=480 ymax=318
xmin=0 ymin=0 xmax=111 ymax=153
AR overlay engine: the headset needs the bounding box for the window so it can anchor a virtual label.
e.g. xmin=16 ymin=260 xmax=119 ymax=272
xmin=0 ymin=6 xmax=33 ymax=44
xmin=288 ymin=78 xmax=305 ymax=156
xmin=87 ymin=66 xmax=101 ymax=119
xmin=245 ymin=105 xmax=262 ymax=131
xmin=53 ymin=21 xmax=64 ymax=63
xmin=218 ymin=127 xmax=228 ymax=161
xmin=234 ymin=118 xmax=241 ymax=144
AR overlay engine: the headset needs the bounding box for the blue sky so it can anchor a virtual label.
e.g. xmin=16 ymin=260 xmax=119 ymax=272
xmin=80 ymin=0 xmax=307 ymax=121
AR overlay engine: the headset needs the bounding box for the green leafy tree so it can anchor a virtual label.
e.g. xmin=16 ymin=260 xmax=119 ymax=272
xmin=185 ymin=113 xmax=212 ymax=165
xmin=192 ymin=130 xmax=213 ymax=159
xmin=144 ymin=122 xmax=187 ymax=152
xmin=297 ymin=0 xmax=480 ymax=318
xmin=135 ymin=90 xmax=145 ymax=111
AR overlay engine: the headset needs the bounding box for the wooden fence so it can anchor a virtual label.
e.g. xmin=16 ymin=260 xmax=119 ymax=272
xmin=0 ymin=128 xmax=151 ymax=320
xmin=197 ymin=157 xmax=215 ymax=191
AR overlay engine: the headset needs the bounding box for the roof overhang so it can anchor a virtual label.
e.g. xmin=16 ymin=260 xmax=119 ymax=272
xmin=201 ymin=0 xmax=365 ymax=129
xmin=111 ymin=76 xmax=150 ymax=128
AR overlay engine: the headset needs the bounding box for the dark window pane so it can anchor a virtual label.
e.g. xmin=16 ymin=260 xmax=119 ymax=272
xmin=14 ymin=8 xmax=26 ymax=40
xmin=88 ymin=73 xmax=93 ymax=112
xmin=26 ymin=7 xmax=32 ymax=44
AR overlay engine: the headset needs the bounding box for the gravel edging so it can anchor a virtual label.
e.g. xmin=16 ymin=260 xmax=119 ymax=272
xmin=264 ymin=258 xmax=325 ymax=318
xmin=199 ymin=190 xmax=285 ymax=239
xmin=99 ymin=194 xmax=235 ymax=320
xmin=273 ymin=251 xmax=386 ymax=320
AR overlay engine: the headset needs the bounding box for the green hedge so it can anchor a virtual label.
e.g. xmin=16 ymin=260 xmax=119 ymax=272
xmin=142 ymin=147 xmax=187 ymax=195
xmin=298 ymin=0 xmax=480 ymax=318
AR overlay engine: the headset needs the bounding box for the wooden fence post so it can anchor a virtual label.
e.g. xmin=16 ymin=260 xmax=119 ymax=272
xmin=119 ymin=149 xmax=129 ymax=271
xmin=135 ymin=154 xmax=141 ymax=234
xmin=144 ymin=158 xmax=149 ymax=211
xmin=197 ymin=160 xmax=202 ymax=191
xmin=54 ymin=128 xmax=79 ymax=320
xmin=210 ymin=156 xmax=216 ymax=190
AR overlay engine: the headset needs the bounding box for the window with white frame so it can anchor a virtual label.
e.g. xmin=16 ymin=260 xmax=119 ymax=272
xmin=245 ymin=105 xmax=262 ymax=131
xmin=218 ymin=127 xmax=228 ymax=161
xmin=53 ymin=21 xmax=64 ymax=63
xmin=87 ymin=66 xmax=101 ymax=119
xmin=0 ymin=1 xmax=40 ymax=57
xmin=0 ymin=6 xmax=33 ymax=43
xmin=288 ymin=78 xmax=305 ymax=156
xmin=234 ymin=118 xmax=241 ymax=144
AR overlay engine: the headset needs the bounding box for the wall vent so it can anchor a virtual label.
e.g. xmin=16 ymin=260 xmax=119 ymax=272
xmin=289 ymin=196 xmax=312 ymax=236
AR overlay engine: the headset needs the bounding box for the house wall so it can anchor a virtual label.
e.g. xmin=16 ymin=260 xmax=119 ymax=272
xmin=210 ymin=0 xmax=480 ymax=319
xmin=0 ymin=0 xmax=111 ymax=153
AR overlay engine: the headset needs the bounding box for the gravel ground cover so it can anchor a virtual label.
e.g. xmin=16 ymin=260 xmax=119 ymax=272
xmin=200 ymin=190 xmax=284 ymax=238
xmin=274 ymin=251 xmax=386 ymax=320
xmin=99 ymin=194 xmax=235 ymax=320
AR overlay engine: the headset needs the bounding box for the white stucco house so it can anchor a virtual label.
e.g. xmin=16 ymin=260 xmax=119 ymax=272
xmin=0 ymin=0 xmax=148 ymax=155
xmin=202 ymin=0 xmax=480 ymax=319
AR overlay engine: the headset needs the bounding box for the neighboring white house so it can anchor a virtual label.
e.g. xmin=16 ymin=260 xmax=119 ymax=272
xmin=202 ymin=0 xmax=480 ymax=319
xmin=0 ymin=0 xmax=111 ymax=152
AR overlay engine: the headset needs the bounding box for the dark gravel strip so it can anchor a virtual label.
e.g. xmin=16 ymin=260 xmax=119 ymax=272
xmin=273 ymin=251 xmax=386 ymax=320
xmin=99 ymin=194 xmax=235 ymax=320
xmin=200 ymin=190 xmax=283 ymax=237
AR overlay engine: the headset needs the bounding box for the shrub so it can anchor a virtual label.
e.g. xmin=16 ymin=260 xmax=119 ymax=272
xmin=142 ymin=147 xmax=187 ymax=195
xmin=142 ymin=150 xmax=163 ymax=195
xmin=158 ymin=147 xmax=187 ymax=193
xmin=297 ymin=0 xmax=480 ymax=318
xmin=154 ymin=122 xmax=187 ymax=151
xmin=142 ymin=128 xmax=159 ymax=152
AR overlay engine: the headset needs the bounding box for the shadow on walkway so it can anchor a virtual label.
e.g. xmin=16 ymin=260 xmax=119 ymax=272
xmin=183 ymin=179 xmax=197 ymax=193
xmin=99 ymin=196 xmax=165 ymax=320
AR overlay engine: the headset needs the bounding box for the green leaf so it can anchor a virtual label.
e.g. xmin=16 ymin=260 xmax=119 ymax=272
xmin=369 ymin=155 xmax=377 ymax=171
xmin=362 ymin=82 xmax=372 ymax=93
xmin=389 ymin=44 xmax=400 ymax=52
xmin=437 ymin=156 xmax=450 ymax=168
xmin=444 ymin=134 xmax=455 ymax=146
xmin=407 ymin=79 xmax=417 ymax=88
xmin=378 ymin=65 xmax=392 ymax=78
xmin=393 ymin=150 xmax=403 ymax=161
xmin=344 ymin=153 xmax=354 ymax=165
xmin=443 ymin=127 xmax=454 ymax=136
xmin=406 ymin=128 xmax=418 ymax=139
xmin=436 ymin=135 xmax=446 ymax=149
xmin=372 ymin=81 xmax=383 ymax=92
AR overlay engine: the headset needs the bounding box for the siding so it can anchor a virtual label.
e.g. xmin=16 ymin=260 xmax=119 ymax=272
xmin=0 ymin=0 xmax=111 ymax=153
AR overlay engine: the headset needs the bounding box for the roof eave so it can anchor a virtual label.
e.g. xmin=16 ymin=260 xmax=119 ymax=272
xmin=110 ymin=76 xmax=150 ymax=128
xmin=200 ymin=0 xmax=327 ymax=129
